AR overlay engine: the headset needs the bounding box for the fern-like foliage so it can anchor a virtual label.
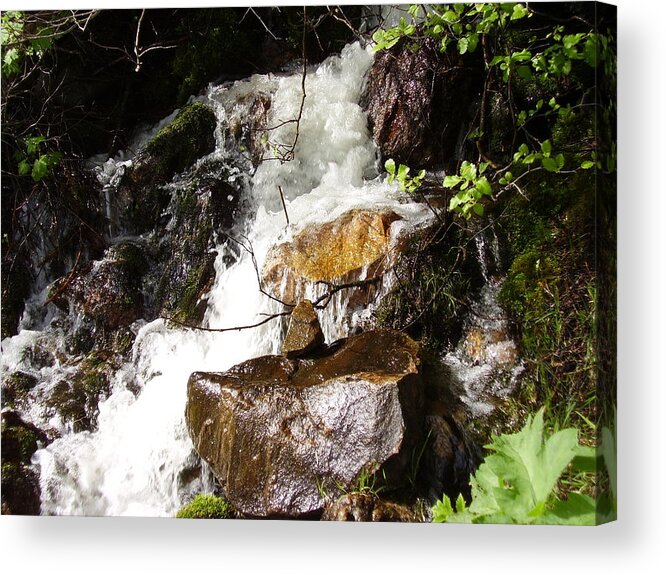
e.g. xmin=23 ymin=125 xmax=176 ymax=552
xmin=432 ymin=408 xmax=616 ymax=525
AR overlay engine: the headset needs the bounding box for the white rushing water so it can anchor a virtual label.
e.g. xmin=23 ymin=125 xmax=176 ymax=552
xmin=1 ymin=42 xmax=434 ymax=516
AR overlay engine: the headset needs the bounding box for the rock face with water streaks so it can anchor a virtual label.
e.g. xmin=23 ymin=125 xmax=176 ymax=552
xmin=262 ymin=209 xmax=402 ymax=305
xmin=53 ymin=241 xmax=148 ymax=330
xmin=363 ymin=37 xmax=482 ymax=169
xmin=185 ymin=329 xmax=424 ymax=517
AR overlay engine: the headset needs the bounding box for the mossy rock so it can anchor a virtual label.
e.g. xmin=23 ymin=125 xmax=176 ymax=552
xmin=151 ymin=161 xmax=242 ymax=324
xmin=176 ymin=494 xmax=235 ymax=519
xmin=44 ymin=353 xmax=114 ymax=432
xmin=144 ymin=102 xmax=217 ymax=182
xmin=376 ymin=220 xmax=482 ymax=354
xmin=1 ymin=411 xmax=47 ymax=515
xmin=495 ymin=173 xmax=597 ymax=434
xmin=119 ymin=102 xmax=217 ymax=234
xmin=1 ymin=461 xmax=41 ymax=515
xmin=2 ymin=371 xmax=38 ymax=408
xmin=1 ymin=411 xmax=49 ymax=465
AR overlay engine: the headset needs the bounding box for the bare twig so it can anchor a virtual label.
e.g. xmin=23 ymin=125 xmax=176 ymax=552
xmin=162 ymin=311 xmax=292 ymax=333
xmin=277 ymin=185 xmax=290 ymax=226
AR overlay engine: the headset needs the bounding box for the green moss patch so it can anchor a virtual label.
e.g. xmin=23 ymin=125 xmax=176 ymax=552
xmin=176 ymin=494 xmax=234 ymax=519
xmin=144 ymin=102 xmax=216 ymax=181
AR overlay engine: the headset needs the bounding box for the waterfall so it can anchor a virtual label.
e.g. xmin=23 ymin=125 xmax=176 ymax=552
xmin=442 ymin=228 xmax=524 ymax=417
xmin=1 ymin=42 xmax=432 ymax=517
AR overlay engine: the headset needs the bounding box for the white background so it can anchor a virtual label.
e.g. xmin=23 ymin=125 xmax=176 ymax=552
xmin=1 ymin=1 xmax=664 ymax=573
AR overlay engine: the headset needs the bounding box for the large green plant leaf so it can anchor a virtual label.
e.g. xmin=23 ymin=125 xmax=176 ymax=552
xmin=433 ymin=408 xmax=582 ymax=524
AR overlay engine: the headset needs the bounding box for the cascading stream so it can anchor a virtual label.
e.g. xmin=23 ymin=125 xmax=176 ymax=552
xmin=2 ymin=40 xmax=523 ymax=517
xmin=3 ymin=42 xmax=433 ymax=516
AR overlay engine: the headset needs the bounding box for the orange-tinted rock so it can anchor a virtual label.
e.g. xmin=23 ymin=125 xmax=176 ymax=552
xmin=262 ymin=209 xmax=402 ymax=304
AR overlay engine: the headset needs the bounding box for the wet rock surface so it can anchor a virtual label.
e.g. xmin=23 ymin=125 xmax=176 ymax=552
xmin=363 ymin=37 xmax=482 ymax=169
xmin=280 ymin=300 xmax=325 ymax=358
xmin=263 ymin=209 xmax=402 ymax=305
xmin=185 ymin=329 xmax=424 ymax=517
xmin=321 ymin=493 xmax=419 ymax=522
xmin=150 ymin=161 xmax=244 ymax=324
xmin=56 ymin=241 xmax=148 ymax=330
xmin=117 ymin=102 xmax=218 ymax=234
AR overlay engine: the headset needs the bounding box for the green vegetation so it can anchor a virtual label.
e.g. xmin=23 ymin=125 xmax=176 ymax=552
xmin=385 ymin=158 xmax=426 ymax=194
xmin=176 ymin=494 xmax=234 ymax=519
xmin=377 ymin=2 xmax=615 ymax=221
xmin=432 ymin=408 xmax=616 ymax=525
xmin=373 ymin=2 xmax=616 ymax=523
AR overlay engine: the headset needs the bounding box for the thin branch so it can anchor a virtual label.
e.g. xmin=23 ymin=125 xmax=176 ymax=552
xmin=162 ymin=311 xmax=292 ymax=333
xmin=133 ymin=9 xmax=146 ymax=72
xmin=278 ymin=185 xmax=290 ymax=226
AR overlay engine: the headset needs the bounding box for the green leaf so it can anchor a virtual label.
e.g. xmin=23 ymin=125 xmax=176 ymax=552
xmin=571 ymin=444 xmax=599 ymax=473
xmin=432 ymin=496 xmax=454 ymax=522
xmin=25 ymin=135 xmax=46 ymax=155
xmin=475 ymin=176 xmax=492 ymax=197
xmin=484 ymin=409 xmax=578 ymax=517
xmin=600 ymin=418 xmax=617 ymax=503
xmin=580 ymin=160 xmax=595 ymax=169
xmin=460 ymin=161 xmax=477 ymax=181
xmin=511 ymin=4 xmax=529 ymax=21
xmin=457 ymin=36 xmax=469 ymax=55
xmin=18 ymin=159 xmax=31 ymax=176
xmin=384 ymin=158 xmax=396 ymax=175
xmin=511 ymin=48 xmax=532 ymax=62
xmin=556 ymin=153 xmax=565 ymax=170
xmin=490 ymin=55 xmax=505 ymax=67
xmin=455 ymin=493 xmax=467 ymax=513
xmin=443 ymin=175 xmax=462 ymax=188
xmin=517 ymin=65 xmax=532 ymax=80
xmin=540 ymin=140 xmax=552 ymax=157
xmin=2 ymin=47 xmax=21 ymax=75
xmin=562 ymin=58 xmax=572 ymax=75
xmin=583 ymin=36 xmax=599 ymax=67
xmin=448 ymin=196 xmax=460 ymax=210
xmin=466 ymin=33 xmax=479 ymax=53
xmin=539 ymin=493 xmax=598 ymax=525
xmin=473 ymin=203 xmax=484 ymax=216
xmin=31 ymin=155 xmax=48 ymax=181
xmin=541 ymin=156 xmax=559 ymax=172
xmin=397 ymin=163 xmax=410 ymax=180
xmin=563 ymin=33 xmax=584 ymax=50
xmin=442 ymin=10 xmax=458 ymax=23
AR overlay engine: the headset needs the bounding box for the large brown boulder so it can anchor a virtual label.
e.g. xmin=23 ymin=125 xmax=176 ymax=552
xmin=262 ymin=209 xmax=402 ymax=305
xmin=185 ymin=329 xmax=424 ymax=517
xmin=363 ymin=37 xmax=482 ymax=169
